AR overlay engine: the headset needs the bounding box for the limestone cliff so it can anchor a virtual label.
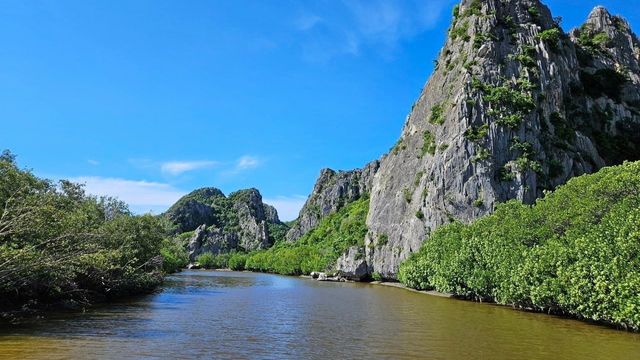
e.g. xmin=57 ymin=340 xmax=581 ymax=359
xmin=355 ymin=0 xmax=640 ymax=278
xmin=285 ymin=160 xmax=379 ymax=241
xmin=165 ymin=187 xmax=287 ymax=261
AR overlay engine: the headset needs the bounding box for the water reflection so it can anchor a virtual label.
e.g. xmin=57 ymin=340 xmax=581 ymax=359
xmin=0 ymin=270 xmax=639 ymax=360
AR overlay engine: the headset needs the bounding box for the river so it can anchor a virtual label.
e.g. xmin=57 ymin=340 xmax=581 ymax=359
xmin=0 ymin=270 xmax=638 ymax=359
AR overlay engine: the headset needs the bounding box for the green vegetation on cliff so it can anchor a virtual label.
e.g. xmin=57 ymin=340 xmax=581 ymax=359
xmin=0 ymin=151 xmax=173 ymax=314
xmin=241 ymin=196 xmax=369 ymax=275
xmin=399 ymin=161 xmax=640 ymax=331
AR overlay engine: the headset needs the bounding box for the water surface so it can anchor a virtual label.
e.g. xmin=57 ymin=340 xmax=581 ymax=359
xmin=1 ymin=270 xmax=639 ymax=359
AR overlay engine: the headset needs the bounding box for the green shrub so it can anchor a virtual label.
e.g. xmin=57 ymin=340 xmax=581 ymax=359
xmin=228 ymin=252 xmax=248 ymax=271
xmin=377 ymin=233 xmax=389 ymax=246
xmin=473 ymin=32 xmax=497 ymax=49
xmin=450 ymin=21 xmax=470 ymax=41
xmin=515 ymin=45 xmax=538 ymax=69
xmin=196 ymin=253 xmax=231 ymax=269
xmin=471 ymin=147 xmax=491 ymax=163
xmin=577 ymin=24 xmax=612 ymax=54
xmin=403 ymin=188 xmax=413 ymax=203
xmin=462 ymin=0 xmax=482 ymax=17
xmin=416 ymin=209 xmax=425 ymax=220
xmin=429 ymin=103 xmax=445 ymax=125
xmin=244 ymin=197 xmax=369 ymax=276
xmin=160 ymin=238 xmax=189 ymax=273
xmin=0 ymin=151 xmax=167 ymax=312
xmin=537 ymin=28 xmax=561 ymax=51
xmin=476 ymin=79 xmax=535 ymax=129
xmin=399 ymin=161 xmax=640 ymax=330
xmin=392 ymin=138 xmax=407 ymax=155
xmin=419 ymin=130 xmax=437 ymax=158
xmin=464 ymin=124 xmax=489 ymax=142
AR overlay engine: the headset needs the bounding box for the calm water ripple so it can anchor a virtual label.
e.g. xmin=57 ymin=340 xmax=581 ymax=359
xmin=0 ymin=270 xmax=639 ymax=359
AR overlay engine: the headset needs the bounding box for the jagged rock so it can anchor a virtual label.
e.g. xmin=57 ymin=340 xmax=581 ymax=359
xmin=286 ymin=160 xmax=379 ymax=241
xmin=346 ymin=0 xmax=640 ymax=279
xmin=166 ymin=200 xmax=216 ymax=234
xmin=167 ymin=187 xmax=289 ymax=259
xmin=165 ymin=187 xmax=226 ymax=233
xmin=229 ymin=189 xmax=272 ymax=251
xmin=263 ymin=204 xmax=280 ymax=224
xmin=335 ymin=247 xmax=368 ymax=281
xmin=187 ymin=224 xmax=239 ymax=262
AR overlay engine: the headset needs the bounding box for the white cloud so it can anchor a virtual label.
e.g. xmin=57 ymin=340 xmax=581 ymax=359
xmin=263 ymin=195 xmax=307 ymax=222
xmin=235 ymin=155 xmax=262 ymax=171
xmin=87 ymin=159 xmax=100 ymax=165
xmin=70 ymin=176 xmax=187 ymax=214
xmin=160 ymin=160 xmax=218 ymax=175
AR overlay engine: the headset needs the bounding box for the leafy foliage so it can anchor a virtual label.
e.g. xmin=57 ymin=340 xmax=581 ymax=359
xmin=241 ymin=197 xmax=369 ymax=276
xmin=536 ymin=28 xmax=561 ymax=51
xmin=462 ymin=0 xmax=482 ymax=17
xmin=399 ymin=161 xmax=640 ymax=330
xmin=419 ymin=130 xmax=437 ymax=158
xmin=160 ymin=237 xmax=189 ymax=273
xmin=464 ymin=124 xmax=489 ymax=142
xmin=429 ymin=103 xmax=445 ymax=125
xmin=196 ymin=252 xmax=231 ymax=269
xmin=450 ymin=21 xmax=470 ymax=42
xmin=577 ymin=24 xmax=612 ymax=55
xmin=0 ymin=152 xmax=169 ymax=313
xmin=267 ymin=221 xmax=290 ymax=243
xmin=473 ymin=78 xmax=535 ymax=129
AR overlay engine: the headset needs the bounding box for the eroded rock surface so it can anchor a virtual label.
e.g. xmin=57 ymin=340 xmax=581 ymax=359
xmin=285 ymin=160 xmax=379 ymax=241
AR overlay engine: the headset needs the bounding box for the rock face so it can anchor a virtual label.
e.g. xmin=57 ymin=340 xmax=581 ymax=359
xmin=165 ymin=187 xmax=288 ymax=259
xmin=286 ymin=160 xmax=379 ymax=241
xmin=187 ymin=224 xmax=239 ymax=262
xmin=335 ymin=247 xmax=369 ymax=281
xmin=358 ymin=0 xmax=640 ymax=278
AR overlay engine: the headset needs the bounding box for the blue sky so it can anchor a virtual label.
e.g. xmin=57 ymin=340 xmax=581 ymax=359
xmin=1 ymin=0 xmax=637 ymax=220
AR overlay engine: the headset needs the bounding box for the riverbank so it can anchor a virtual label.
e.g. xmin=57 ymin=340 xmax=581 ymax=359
xmin=369 ymin=278 xmax=636 ymax=333
xmin=4 ymin=269 xmax=639 ymax=360
xmin=195 ymin=268 xmax=638 ymax=333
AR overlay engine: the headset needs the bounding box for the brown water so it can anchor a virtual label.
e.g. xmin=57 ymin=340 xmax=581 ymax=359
xmin=0 ymin=270 xmax=639 ymax=360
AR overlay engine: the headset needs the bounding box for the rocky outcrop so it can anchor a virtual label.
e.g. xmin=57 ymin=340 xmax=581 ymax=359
xmin=228 ymin=189 xmax=272 ymax=251
xmin=165 ymin=188 xmax=225 ymax=233
xmin=166 ymin=187 xmax=288 ymax=258
xmin=286 ymin=160 xmax=379 ymax=241
xmin=335 ymin=247 xmax=368 ymax=281
xmin=357 ymin=0 xmax=640 ymax=278
xmin=187 ymin=224 xmax=239 ymax=262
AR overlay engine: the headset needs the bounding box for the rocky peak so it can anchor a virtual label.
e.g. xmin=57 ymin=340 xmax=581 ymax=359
xmin=167 ymin=186 xmax=287 ymax=256
xmin=263 ymin=204 xmax=280 ymax=224
xmin=229 ymin=188 xmax=273 ymax=250
xmin=586 ymin=6 xmax=618 ymax=30
xmin=355 ymin=0 xmax=640 ymax=279
xmin=571 ymin=6 xmax=640 ymax=81
xmin=286 ymin=160 xmax=379 ymax=241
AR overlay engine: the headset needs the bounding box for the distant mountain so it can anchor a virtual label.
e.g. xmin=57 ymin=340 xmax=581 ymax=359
xmin=165 ymin=187 xmax=288 ymax=261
